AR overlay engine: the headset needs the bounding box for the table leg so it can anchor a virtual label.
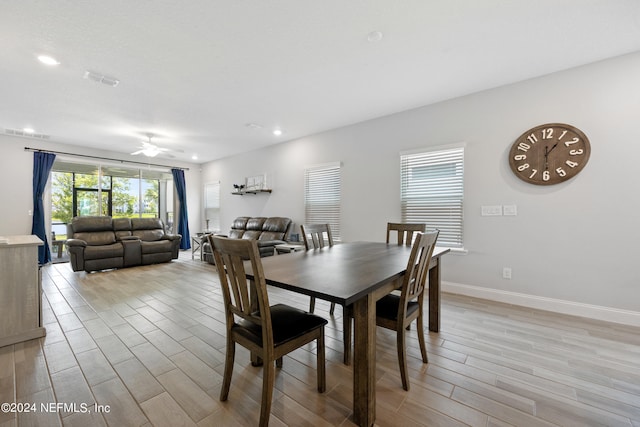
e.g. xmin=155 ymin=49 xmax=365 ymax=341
xmin=352 ymin=294 xmax=375 ymax=426
xmin=428 ymin=257 xmax=441 ymax=332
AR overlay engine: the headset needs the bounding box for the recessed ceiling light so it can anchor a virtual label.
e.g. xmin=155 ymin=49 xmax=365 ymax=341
xmin=37 ymin=55 xmax=60 ymax=66
xmin=273 ymin=129 xmax=283 ymax=136
xmin=23 ymin=128 xmax=35 ymax=134
xmin=191 ymin=154 xmax=198 ymax=160
xmin=367 ymin=31 xmax=384 ymax=43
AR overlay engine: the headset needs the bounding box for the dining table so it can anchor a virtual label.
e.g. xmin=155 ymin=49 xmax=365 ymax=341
xmin=244 ymin=241 xmax=450 ymax=426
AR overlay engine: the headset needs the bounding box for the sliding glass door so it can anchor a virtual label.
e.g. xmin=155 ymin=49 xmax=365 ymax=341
xmin=73 ymin=188 xmax=111 ymax=217
xmin=50 ymin=160 xmax=175 ymax=238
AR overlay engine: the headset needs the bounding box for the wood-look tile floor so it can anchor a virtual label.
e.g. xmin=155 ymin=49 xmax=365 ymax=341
xmin=2 ymin=252 xmax=639 ymax=426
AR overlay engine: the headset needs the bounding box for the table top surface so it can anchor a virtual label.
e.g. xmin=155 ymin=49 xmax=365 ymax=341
xmin=246 ymin=241 xmax=449 ymax=306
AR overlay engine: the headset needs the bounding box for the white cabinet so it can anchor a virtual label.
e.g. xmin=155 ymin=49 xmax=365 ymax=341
xmin=0 ymin=235 xmax=45 ymax=347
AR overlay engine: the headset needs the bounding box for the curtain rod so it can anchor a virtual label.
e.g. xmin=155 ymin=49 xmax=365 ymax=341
xmin=24 ymin=147 xmax=189 ymax=171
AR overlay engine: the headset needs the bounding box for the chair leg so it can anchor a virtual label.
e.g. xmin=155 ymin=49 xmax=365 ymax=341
xmin=329 ymin=302 xmax=336 ymax=315
xmin=416 ymin=314 xmax=428 ymax=363
xmin=259 ymin=360 xmax=276 ymax=427
xmin=397 ymin=326 xmax=410 ymax=391
xmin=220 ymin=339 xmax=235 ymax=401
xmin=309 ymin=296 xmax=316 ymax=313
xmin=343 ymin=306 xmax=352 ymax=365
xmin=317 ymin=328 xmax=326 ymax=393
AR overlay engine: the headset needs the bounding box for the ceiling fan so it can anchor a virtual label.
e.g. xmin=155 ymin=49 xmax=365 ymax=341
xmin=131 ymin=133 xmax=178 ymax=158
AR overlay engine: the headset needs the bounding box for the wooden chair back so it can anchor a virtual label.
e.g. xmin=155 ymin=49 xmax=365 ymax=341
xmin=210 ymin=236 xmax=273 ymax=347
xmin=209 ymin=235 xmax=327 ymax=426
xmin=398 ymin=230 xmax=439 ymax=319
xmin=386 ymin=222 xmax=426 ymax=246
xmin=301 ymin=223 xmax=334 ymax=250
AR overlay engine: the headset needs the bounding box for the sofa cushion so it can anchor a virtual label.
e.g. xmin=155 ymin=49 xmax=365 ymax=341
xmin=133 ymin=229 xmax=164 ymax=241
xmin=113 ymin=218 xmax=133 ymax=239
xmin=231 ymin=217 xmax=250 ymax=230
xmin=74 ymin=231 xmax=116 ymax=246
xmin=263 ymin=217 xmax=291 ymax=233
xmin=131 ymin=218 xmax=165 ymax=230
xmin=246 ymin=217 xmax=266 ymax=231
xmin=229 ymin=229 xmax=245 ymax=239
xmin=83 ymin=243 xmax=124 ymax=260
xmin=130 ymin=218 xmax=165 ymax=241
xmin=113 ymin=218 xmax=132 ymax=230
xmin=140 ymin=240 xmax=173 ymax=254
xmin=258 ymin=231 xmax=284 ymax=241
xmin=242 ymin=230 xmax=262 ymax=240
xmin=72 ymin=216 xmax=113 ymax=232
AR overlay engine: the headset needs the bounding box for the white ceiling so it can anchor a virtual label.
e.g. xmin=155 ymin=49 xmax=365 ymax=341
xmin=2 ymin=1 xmax=640 ymax=163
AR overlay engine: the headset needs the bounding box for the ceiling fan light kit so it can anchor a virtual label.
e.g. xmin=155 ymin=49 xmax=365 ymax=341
xmin=131 ymin=133 xmax=171 ymax=158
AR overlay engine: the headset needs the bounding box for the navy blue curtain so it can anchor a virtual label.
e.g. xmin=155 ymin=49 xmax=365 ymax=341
xmin=31 ymin=151 xmax=56 ymax=264
xmin=171 ymin=168 xmax=191 ymax=249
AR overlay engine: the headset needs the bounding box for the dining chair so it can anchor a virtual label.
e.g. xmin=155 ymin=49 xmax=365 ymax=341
xmin=300 ymin=223 xmax=335 ymax=314
xmin=210 ymin=235 xmax=327 ymax=426
xmin=376 ymin=229 xmax=439 ymax=390
xmin=386 ymin=222 xmax=426 ymax=246
xmin=300 ymin=223 xmax=352 ymax=364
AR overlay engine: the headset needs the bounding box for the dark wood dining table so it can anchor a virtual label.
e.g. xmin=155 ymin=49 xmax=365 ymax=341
xmin=245 ymin=241 xmax=450 ymax=427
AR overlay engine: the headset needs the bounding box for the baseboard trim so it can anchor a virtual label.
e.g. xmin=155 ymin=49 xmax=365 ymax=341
xmin=442 ymin=281 xmax=640 ymax=328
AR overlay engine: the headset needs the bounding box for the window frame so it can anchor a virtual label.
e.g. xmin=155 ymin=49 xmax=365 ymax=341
xmin=304 ymin=162 xmax=342 ymax=242
xmin=400 ymin=144 xmax=465 ymax=249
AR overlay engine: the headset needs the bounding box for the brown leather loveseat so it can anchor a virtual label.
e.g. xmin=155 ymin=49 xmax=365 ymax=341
xmin=66 ymin=216 xmax=182 ymax=272
xmin=203 ymin=216 xmax=292 ymax=263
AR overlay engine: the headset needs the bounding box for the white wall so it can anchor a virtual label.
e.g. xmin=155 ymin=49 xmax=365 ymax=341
xmin=0 ymin=136 xmax=202 ymax=242
xmin=202 ymin=52 xmax=640 ymax=319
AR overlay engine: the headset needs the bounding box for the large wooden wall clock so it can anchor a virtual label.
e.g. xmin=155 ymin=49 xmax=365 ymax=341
xmin=508 ymin=123 xmax=591 ymax=185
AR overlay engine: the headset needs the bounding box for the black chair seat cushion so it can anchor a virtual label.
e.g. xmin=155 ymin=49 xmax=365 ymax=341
xmin=376 ymin=294 xmax=419 ymax=322
xmin=233 ymin=304 xmax=328 ymax=348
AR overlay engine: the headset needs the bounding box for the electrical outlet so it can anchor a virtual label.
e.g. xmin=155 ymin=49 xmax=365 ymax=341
xmin=502 ymin=267 xmax=512 ymax=279
xmin=503 ymin=205 xmax=517 ymax=216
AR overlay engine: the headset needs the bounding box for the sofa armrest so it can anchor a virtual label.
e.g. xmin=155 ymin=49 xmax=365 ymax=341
xmin=161 ymin=234 xmax=181 ymax=241
xmin=66 ymin=238 xmax=87 ymax=248
xmin=66 ymin=239 xmax=87 ymax=271
xmin=160 ymin=234 xmax=182 ymax=259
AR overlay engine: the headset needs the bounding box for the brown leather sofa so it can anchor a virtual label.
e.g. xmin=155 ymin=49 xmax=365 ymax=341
xmin=66 ymin=216 xmax=182 ymax=272
xmin=203 ymin=216 xmax=292 ymax=263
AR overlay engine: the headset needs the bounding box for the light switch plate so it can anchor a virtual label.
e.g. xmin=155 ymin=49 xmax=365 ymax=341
xmin=481 ymin=205 xmax=502 ymax=216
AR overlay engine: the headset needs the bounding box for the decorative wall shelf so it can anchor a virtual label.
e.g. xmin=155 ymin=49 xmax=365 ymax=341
xmin=231 ymin=189 xmax=272 ymax=196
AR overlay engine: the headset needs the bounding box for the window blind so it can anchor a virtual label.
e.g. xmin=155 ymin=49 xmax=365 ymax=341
xmin=400 ymin=147 xmax=464 ymax=248
xmin=204 ymin=181 xmax=221 ymax=232
xmin=304 ymin=163 xmax=341 ymax=241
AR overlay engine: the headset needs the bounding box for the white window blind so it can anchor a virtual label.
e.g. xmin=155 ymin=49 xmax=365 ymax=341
xmin=204 ymin=181 xmax=220 ymax=232
xmin=400 ymin=147 xmax=464 ymax=248
xmin=304 ymin=163 xmax=341 ymax=241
